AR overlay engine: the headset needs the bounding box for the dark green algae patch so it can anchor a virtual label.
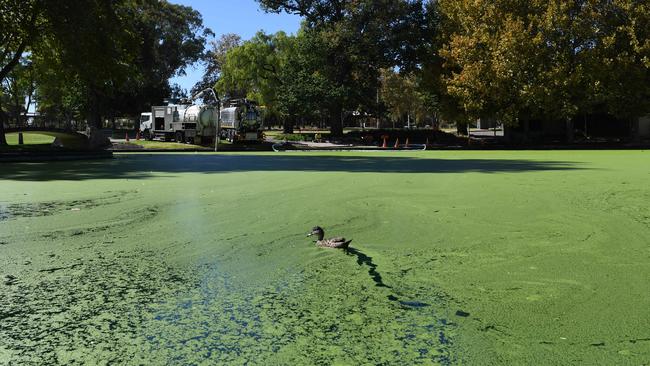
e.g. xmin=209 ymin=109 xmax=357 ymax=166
xmin=2 ymin=151 xmax=650 ymax=365
xmin=141 ymin=252 xmax=456 ymax=365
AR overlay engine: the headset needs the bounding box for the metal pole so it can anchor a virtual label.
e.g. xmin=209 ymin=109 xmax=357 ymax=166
xmin=214 ymin=98 xmax=221 ymax=152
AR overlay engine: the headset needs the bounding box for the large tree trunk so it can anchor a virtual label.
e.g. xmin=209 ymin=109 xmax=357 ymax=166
xmin=503 ymin=124 xmax=513 ymax=144
xmin=88 ymin=91 xmax=103 ymax=129
xmin=329 ymin=105 xmax=343 ymax=137
xmin=565 ymin=118 xmax=574 ymax=143
xmin=522 ymin=117 xmax=530 ymax=143
xmin=456 ymin=122 xmax=468 ymax=136
xmin=85 ymin=90 xmax=110 ymax=149
xmin=283 ymin=116 xmax=294 ymax=134
xmin=0 ymin=120 xmax=6 ymax=146
xmin=0 ymin=104 xmax=7 ymax=146
xmin=629 ymin=117 xmax=640 ymax=143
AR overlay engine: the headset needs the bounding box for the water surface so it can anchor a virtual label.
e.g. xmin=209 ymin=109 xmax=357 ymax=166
xmin=1 ymin=151 xmax=649 ymax=364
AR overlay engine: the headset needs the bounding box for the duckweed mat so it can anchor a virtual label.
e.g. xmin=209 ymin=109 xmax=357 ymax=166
xmin=1 ymin=151 xmax=649 ymax=365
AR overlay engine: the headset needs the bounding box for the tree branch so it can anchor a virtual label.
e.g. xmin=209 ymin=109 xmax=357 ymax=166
xmin=0 ymin=39 xmax=27 ymax=82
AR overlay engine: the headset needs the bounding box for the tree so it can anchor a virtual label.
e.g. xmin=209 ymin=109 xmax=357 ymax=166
xmin=274 ymin=29 xmax=335 ymax=132
xmin=380 ymin=69 xmax=436 ymax=128
xmin=1 ymin=59 xmax=35 ymax=126
xmin=437 ymin=0 xmax=650 ymax=141
xmin=118 ymin=0 xmax=212 ymax=117
xmin=0 ymin=0 xmax=39 ymax=81
xmin=437 ymin=0 xmax=540 ymax=130
xmin=257 ymin=0 xmax=432 ymax=136
xmin=588 ymin=0 xmax=650 ymax=129
xmin=218 ymin=31 xmax=295 ymax=131
xmin=192 ymin=33 xmax=241 ymax=96
xmin=218 ymin=29 xmax=337 ymax=133
xmin=2 ymin=0 xmax=210 ymax=136
xmin=0 ymin=0 xmax=40 ymax=144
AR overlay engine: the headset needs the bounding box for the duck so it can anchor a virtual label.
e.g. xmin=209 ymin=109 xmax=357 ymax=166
xmin=307 ymin=226 xmax=352 ymax=249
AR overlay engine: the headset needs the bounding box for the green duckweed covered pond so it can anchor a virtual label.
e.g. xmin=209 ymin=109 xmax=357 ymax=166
xmin=1 ymin=151 xmax=649 ymax=365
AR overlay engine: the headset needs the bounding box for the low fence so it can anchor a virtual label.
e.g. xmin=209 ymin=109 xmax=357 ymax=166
xmin=3 ymin=118 xmax=86 ymax=132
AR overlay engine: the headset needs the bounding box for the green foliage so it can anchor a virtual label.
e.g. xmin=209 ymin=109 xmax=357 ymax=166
xmin=218 ymin=30 xmax=332 ymax=132
xmin=122 ymin=0 xmax=211 ymax=113
xmin=1 ymin=59 xmax=35 ymax=125
xmin=218 ymin=31 xmax=293 ymax=112
xmin=4 ymin=0 xmax=649 ymax=144
xmin=192 ymin=33 xmax=241 ymax=96
xmin=380 ymin=69 xmax=437 ymax=126
xmin=274 ymin=133 xmax=309 ymax=141
xmin=0 ymin=0 xmax=39 ymax=81
xmin=1 ymin=0 xmax=210 ymax=134
xmin=436 ymin=0 xmax=650 ymax=126
xmin=257 ymin=0 xmax=433 ymax=135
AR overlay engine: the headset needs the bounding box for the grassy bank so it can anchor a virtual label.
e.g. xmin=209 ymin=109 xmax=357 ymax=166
xmin=1 ymin=151 xmax=648 ymax=364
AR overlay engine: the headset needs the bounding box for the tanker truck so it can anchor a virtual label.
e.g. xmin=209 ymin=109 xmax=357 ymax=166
xmin=219 ymin=99 xmax=264 ymax=142
xmin=140 ymin=101 xmax=216 ymax=144
xmin=140 ymin=88 xmax=220 ymax=144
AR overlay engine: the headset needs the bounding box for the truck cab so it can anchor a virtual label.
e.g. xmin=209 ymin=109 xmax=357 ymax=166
xmin=139 ymin=112 xmax=152 ymax=134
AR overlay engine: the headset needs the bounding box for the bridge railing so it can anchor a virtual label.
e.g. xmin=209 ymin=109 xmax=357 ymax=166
xmin=3 ymin=117 xmax=87 ymax=132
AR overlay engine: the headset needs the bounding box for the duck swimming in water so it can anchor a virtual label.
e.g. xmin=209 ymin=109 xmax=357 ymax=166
xmin=307 ymin=226 xmax=352 ymax=249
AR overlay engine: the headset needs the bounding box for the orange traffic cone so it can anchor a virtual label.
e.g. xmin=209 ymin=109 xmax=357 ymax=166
xmin=125 ymin=132 xmax=130 ymax=142
xmin=136 ymin=131 xmax=140 ymax=141
xmin=382 ymin=136 xmax=388 ymax=148
xmin=394 ymin=138 xmax=400 ymax=148
xmin=405 ymin=138 xmax=410 ymax=147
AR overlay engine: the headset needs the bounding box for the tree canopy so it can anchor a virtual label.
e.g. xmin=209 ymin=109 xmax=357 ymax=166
xmin=436 ymin=0 xmax=650 ymax=137
xmin=0 ymin=0 xmax=210 ymax=144
xmin=3 ymin=0 xmax=649 ymax=145
xmin=256 ymin=0 xmax=433 ymax=136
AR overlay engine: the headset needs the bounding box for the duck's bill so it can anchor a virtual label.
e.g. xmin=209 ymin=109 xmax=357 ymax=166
xmin=307 ymin=233 xmax=314 ymax=237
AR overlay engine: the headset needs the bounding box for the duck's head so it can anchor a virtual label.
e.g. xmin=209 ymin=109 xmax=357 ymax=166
xmin=307 ymin=226 xmax=324 ymax=239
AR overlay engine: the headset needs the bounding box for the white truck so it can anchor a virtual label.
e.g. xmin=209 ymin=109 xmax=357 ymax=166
xmin=139 ymin=101 xmax=216 ymax=144
xmin=139 ymin=88 xmax=221 ymax=144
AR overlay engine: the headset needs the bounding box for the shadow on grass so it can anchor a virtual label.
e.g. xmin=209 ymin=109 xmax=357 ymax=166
xmin=1 ymin=153 xmax=585 ymax=181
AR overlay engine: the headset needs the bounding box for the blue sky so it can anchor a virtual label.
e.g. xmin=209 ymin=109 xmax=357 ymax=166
xmin=169 ymin=0 xmax=302 ymax=92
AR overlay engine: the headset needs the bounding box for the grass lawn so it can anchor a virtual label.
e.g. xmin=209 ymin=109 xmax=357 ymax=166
xmin=1 ymin=150 xmax=648 ymax=364
xmin=5 ymin=132 xmax=55 ymax=145
xmin=1 ymin=133 xmax=58 ymax=152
